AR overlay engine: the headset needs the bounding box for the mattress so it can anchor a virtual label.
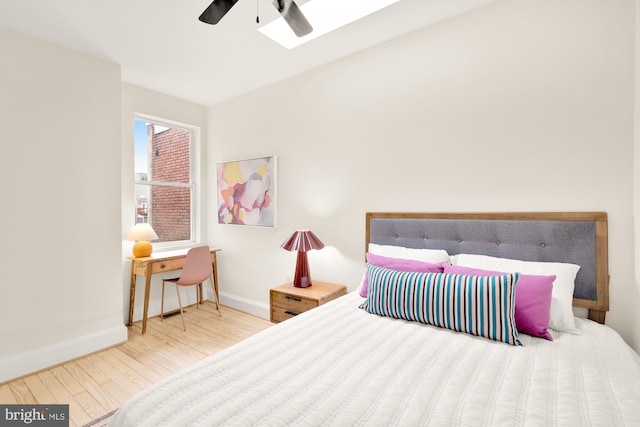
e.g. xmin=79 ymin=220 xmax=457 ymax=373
xmin=109 ymin=292 xmax=640 ymax=426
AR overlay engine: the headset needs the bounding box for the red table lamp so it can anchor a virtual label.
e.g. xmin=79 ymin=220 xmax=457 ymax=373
xmin=281 ymin=230 xmax=324 ymax=288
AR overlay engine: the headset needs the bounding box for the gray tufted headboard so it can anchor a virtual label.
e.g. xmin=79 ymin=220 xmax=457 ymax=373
xmin=366 ymin=212 xmax=609 ymax=323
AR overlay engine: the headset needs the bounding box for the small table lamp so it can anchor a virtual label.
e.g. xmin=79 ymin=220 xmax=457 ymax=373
xmin=126 ymin=223 xmax=159 ymax=258
xmin=281 ymin=230 xmax=325 ymax=288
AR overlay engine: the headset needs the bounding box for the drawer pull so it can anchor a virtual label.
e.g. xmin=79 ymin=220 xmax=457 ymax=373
xmin=284 ymin=310 xmax=299 ymax=316
xmin=284 ymin=296 xmax=302 ymax=302
xmin=161 ymin=264 xmax=166 ymax=269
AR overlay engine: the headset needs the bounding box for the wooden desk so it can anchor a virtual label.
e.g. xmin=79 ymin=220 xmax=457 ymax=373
xmin=128 ymin=248 xmax=221 ymax=334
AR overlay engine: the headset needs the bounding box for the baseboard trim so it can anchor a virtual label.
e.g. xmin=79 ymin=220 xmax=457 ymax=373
xmin=218 ymin=291 xmax=270 ymax=320
xmin=0 ymin=324 xmax=128 ymax=383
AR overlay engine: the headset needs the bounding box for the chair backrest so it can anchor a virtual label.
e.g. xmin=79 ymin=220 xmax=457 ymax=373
xmin=176 ymin=246 xmax=213 ymax=286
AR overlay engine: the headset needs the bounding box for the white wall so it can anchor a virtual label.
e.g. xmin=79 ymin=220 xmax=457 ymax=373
xmin=121 ymin=84 xmax=208 ymax=322
xmin=209 ymin=0 xmax=640 ymax=351
xmin=635 ymin=0 xmax=640 ymax=355
xmin=0 ymin=27 xmax=126 ymax=382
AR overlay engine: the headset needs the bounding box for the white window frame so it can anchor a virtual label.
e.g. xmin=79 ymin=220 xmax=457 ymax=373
xmin=133 ymin=113 xmax=201 ymax=250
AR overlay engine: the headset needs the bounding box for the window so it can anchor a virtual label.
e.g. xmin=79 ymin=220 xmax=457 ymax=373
xmin=134 ymin=116 xmax=198 ymax=246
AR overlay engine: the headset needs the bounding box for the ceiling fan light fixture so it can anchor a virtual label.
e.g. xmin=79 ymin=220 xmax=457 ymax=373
xmin=258 ymin=0 xmax=401 ymax=49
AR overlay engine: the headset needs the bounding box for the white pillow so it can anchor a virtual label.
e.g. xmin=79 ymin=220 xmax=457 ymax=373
xmin=359 ymin=244 xmax=450 ymax=296
xmin=368 ymin=243 xmax=450 ymax=263
xmin=452 ymin=253 xmax=581 ymax=334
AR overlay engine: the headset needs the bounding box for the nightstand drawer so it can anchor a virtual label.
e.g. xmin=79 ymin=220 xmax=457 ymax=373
xmin=271 ymin=292 xmax=317 ymax=312
xmin=271 ymin=305 xmax=303 ymax=322
xmin=269 ymin=281 xmax=347 ymax=323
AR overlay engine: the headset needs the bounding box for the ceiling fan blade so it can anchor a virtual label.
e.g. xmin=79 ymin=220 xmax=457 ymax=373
xmin=273 ymin=0 xmax=313 ymax=37
xmin=199 ymin=0 xmax=240 ymax=25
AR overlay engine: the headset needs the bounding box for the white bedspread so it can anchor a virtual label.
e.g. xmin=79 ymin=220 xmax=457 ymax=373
xmin=109 ymin=292 xmax=640 ymax=426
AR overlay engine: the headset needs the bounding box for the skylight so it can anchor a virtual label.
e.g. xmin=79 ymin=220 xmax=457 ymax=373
xmin=258 ymin=0 xmax=401 ymax=49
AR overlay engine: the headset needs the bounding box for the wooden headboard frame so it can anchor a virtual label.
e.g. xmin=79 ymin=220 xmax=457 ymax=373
xmin=365 ymin=212 xmax=609 ymax=323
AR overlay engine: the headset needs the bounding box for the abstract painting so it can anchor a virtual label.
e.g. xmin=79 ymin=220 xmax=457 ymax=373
xmin=217 ymin=156 xmax=277 ymax=226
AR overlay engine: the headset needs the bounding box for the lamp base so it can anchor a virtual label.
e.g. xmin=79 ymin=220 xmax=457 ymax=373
xmin=294 ymin=276 xmax=312 ymax=288
xmin=293 ymin=251 xmax=312 ymax=288
xmin=132 ymin=240 xmax=153 ymax=258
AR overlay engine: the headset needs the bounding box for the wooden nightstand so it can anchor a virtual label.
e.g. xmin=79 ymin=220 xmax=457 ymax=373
xmin=270 ymin=281 xmax=347 ymax=323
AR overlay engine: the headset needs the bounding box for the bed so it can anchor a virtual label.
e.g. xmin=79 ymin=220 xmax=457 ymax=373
xmin=109 ymin=212 xmax=640 ymax=426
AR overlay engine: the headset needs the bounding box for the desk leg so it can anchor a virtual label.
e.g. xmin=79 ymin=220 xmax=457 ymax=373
xmin=212 ymin=252 xmax=220 ymax=307
xmin=128 ymin=263 xmax=136 ymax=327
xmin=141 ymin=271 xmax=152 ymax=334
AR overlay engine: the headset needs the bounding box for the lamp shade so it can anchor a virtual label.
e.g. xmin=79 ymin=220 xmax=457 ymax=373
xmin=126 ymin=223 xmax=159 ymax=258
xmin=126 ymin=223 xmax=159 ymax=241
xmin=281 ymin=230 xmax=324 ymax=252
xmin=281 ymin=230 xmax=324 ymax=288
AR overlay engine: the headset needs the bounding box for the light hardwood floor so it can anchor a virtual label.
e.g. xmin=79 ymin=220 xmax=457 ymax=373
xmin=0 ymin=302 xmax=273 ymax=427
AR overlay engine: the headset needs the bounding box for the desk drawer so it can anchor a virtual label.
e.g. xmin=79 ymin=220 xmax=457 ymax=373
xmin=151 ymin=258 xmax=185 ymax=274
xmin=271 ymin=292 xmax=317 ymax=312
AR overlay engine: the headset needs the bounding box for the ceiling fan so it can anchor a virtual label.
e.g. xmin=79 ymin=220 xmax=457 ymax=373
xmin=199 ymin=0 xmax=313 ymax=37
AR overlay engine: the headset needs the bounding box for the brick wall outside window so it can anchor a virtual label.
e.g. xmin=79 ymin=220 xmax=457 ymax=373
xmin=150 ymin=125 xmax=191 ymax=242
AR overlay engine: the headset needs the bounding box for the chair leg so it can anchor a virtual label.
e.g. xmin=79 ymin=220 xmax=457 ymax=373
xmin=210 ymin=274 xmax=221 ymax=316
xmin=175 ymin=284 xmax=187 ymax=331
xmin=160 ymin=280 xmax=166 ymax=321
xmin=196 ymin=283 xmax=201 ymax=310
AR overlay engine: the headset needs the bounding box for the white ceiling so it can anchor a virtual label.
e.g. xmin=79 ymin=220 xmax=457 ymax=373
xmin=0 ymin=0 xmax=496 ymax=106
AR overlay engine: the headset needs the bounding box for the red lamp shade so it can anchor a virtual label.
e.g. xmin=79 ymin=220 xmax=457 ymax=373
xmin=281 ymin=230 xmax=324 ymax=288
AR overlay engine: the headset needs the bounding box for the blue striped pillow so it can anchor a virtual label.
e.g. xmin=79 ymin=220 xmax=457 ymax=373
xmin=360 ymin=264 xmax=522 ymax=346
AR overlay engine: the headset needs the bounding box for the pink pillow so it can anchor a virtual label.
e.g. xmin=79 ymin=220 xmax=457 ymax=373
xmin=442 ymin=264 xmax=555 ymax=341
xmin=359 ymin=252 xmax=444 ymax=297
